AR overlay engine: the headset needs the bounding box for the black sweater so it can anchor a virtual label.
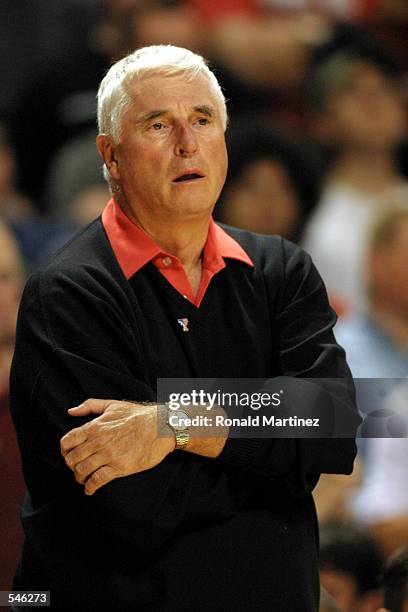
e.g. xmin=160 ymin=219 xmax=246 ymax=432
xmin=10 ymin=219 xmax=359 ymax=611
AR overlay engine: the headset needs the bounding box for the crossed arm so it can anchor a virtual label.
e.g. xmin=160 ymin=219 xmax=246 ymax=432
xmin=60 ymin=399 xmax=229 ymax=495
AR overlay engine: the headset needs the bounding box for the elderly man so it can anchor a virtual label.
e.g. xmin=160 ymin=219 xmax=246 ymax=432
xmin=11 ymin=46 xmax=358 ymax=611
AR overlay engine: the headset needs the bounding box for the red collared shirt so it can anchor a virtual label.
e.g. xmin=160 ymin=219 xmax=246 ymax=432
xmin=102 ymin=198 xmax=253 ymax=307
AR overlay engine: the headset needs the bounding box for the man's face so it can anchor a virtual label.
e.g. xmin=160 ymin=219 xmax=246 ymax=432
xmin=103 ymin=72 xmax=228 ymax=226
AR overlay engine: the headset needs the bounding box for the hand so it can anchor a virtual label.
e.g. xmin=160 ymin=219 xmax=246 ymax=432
xmin=60 ymin=399 xmax=175 ymax=495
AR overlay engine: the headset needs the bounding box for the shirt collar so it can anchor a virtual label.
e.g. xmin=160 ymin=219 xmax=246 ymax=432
xmin=102 ymin=197 xmax=253 ymax=280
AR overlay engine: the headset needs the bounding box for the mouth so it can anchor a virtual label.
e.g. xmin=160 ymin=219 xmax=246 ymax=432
xmin=172 ymin=171 xmax=205 ymax=183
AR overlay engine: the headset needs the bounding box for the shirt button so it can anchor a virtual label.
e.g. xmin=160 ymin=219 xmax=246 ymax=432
xmin=162 ymin=256 xmax=172 ymax=267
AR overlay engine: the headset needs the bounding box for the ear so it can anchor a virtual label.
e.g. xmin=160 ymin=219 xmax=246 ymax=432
xmin=96 ymin=134 xmax=120 ymax=182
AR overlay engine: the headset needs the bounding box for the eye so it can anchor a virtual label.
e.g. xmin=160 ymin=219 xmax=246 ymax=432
xmin=197 ymin=117 xmax=210 ymax=126
xmin=151 ymin=122 xmax=165 ymax=131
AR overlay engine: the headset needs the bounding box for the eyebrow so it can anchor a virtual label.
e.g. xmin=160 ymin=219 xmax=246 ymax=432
xmin=194 ymin=105 xmax=216 ymax=118
xmin=140 ymin=110 xmax=168 ymax=123
xmin=138 ymin=105 xmax=217 ymax=124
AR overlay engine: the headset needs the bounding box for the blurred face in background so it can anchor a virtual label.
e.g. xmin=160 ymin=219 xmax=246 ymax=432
xmin=0 ymin=127 xmax=17 ymax=195
xmin=319 ymin=62 xmax=407 ymax=151
xmin=321 ymin=569 xmax=360 ymax=612
xmin=130 ymin=3 xmax=202 ymax=53
xmin=0 ymin=226 xmax=23 ymax=344
xmin=70 ymin=184 xmax=111 ymax=227
xmin=369 ymin=218 xmax=408 ymax=317
xmin=220 ymin=158 xmax=300 ymax=238
xmin=321 ymin=569 xmax=383 ymax=612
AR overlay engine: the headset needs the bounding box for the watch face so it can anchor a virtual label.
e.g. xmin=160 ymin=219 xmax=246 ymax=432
xmin=170 ymin=410 xmax=189 ymax=431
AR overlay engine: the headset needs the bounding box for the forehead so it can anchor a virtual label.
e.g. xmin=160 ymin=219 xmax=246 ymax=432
xmin=127 ymin=72 xmax=219 ymax=116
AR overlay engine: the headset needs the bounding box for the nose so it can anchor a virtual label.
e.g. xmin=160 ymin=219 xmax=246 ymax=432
xmin=174 ymin=124 xmax=198 ymax=158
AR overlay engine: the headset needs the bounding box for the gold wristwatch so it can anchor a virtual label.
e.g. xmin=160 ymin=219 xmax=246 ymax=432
xmin=167 ymin=409 xmax=190 ymax=450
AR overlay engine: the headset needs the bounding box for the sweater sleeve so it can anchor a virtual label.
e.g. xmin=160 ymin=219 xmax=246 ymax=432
xmin=216 ymin=239 xmax=361 ymax=496
xmin=10 ymin=267 xmax=250 ymax=551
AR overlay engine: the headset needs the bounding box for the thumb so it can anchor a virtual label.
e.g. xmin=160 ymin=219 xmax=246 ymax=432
xmin=68 ymin=398 xmax=112 ymax=416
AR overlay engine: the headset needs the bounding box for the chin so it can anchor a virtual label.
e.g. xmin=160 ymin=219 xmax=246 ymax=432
xmin=171 ymin=200 xmax=215 ymax=217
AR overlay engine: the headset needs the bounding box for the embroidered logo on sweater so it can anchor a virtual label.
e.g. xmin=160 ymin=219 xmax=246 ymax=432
xmin=177 ymin=318 xmax=189 ymax=332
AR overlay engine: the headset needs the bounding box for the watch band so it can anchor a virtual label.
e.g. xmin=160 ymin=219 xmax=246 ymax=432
xmin=174 ymin=430 xmax=190 ymax=450
xmin=167 ymin=409 xmax=190 ymax=450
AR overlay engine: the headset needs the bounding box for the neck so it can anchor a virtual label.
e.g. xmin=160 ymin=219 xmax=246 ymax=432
xmin=329 ymin=149 xmax=402 ymax=193
xmin=118 ymin=196 xmax=211 ymax=269
xmin=371 ymin=301 xmax=408 ymax=350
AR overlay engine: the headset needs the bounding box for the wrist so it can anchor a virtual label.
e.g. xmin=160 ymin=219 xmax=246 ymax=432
xmin=177 ymin=404 xmax=229 ymax=457
xmin=157 ymin=404 xmax=177 ymax=451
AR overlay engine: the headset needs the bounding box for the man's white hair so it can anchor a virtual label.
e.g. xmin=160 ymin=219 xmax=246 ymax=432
xmin=97 ymin=44 xmax=227 ymax=142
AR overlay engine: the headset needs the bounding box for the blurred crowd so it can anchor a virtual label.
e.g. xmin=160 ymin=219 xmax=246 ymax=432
xmin=0 ymin=1 xmax=407 ymax=610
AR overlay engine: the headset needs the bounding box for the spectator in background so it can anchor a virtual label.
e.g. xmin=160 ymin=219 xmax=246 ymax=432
xmin=216 ymin=124 xmax=322 ymax=242
xmin=129 ymin=0 xmax=204 ymax=55
xmin=185 ymin=0 xmax=408 ymax=24
xmin=7 ymin=0 xmax=138 ymax=208
xmin=372 ymin=0 xmax=408 ymax=20
xmin=336 ymin=207 xmax=408 ymax=377
xmin=335 ymin=208 xmax=408 ymax=555
xmin=40 ymin=130 xmax=110 ymax=259
xmin=0 ymin=123 xmax=35 ymax=226
xmin=319 ymin=522 xmax=385 ymax=612
xmin=349 ymin=380 xmax=408 ymax=557
xmin=320 ymin=588 xmax=341 ymax=612
xmin=302 ymin=51 xmax=407 ymax=316
xmin=0 ymin=218 xmax=25 ymax=590
xmin=46 ymin=129 xmax=108 ymax=219
xmin=0 ymin=0 xmax=100 ymax=119
xmin=352 ymin=414 xmax=408 ymax=557
xmin=0 ymin=122 xmax=75 ymax=268
xmin=379 ymin=546 xmax=408 ymax=612
xmin=0 ymin=220 xmax=23 ymax=395
xmin=312 ymin=459 xmax=362 ymax=526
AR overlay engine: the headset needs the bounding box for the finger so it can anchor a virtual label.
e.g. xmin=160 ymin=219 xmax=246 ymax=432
xmin=68 ymin=398 xmax=112 ymax=417
xmin=84 ymin=466 xmax=117 ymax=496
xmin=64 ymin=438 xmax=105 ymax=470
xmin=60 ymin=427 xmax=88 ymax=456
xmin=74 ymin=452 xmax=106 ymax=484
